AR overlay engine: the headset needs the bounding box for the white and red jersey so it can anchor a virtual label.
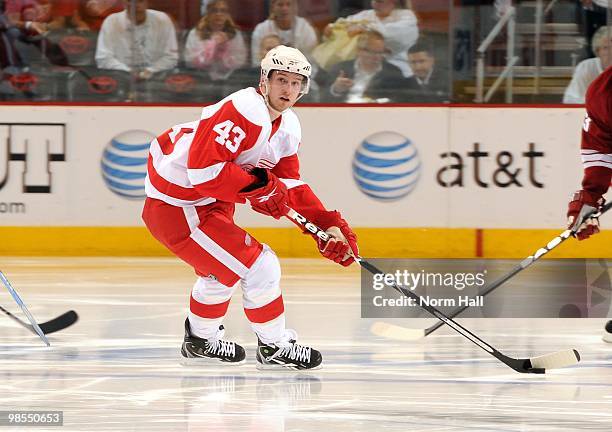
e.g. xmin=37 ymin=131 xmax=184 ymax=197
xmin=581 ymin=66 xmax=612 ymax=197
xmin=145 ymin=87 xmax=327 ymax=221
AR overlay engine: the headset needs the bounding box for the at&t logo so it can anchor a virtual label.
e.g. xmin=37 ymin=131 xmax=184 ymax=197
xmin=100 ymin=130 xmax=154 ymax=200
xmin=352 ymin=131 xmax=421 ymax=201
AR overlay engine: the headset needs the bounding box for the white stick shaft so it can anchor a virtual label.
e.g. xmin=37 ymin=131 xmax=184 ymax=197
xmin=0 ymin=271 xmax=50 ymax=346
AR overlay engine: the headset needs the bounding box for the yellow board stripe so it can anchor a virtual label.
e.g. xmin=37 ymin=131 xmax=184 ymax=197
xmin=481 ymin=228 xmax=611 ymax=258
xmin=0 ymin=227 xmax=609 ymax=258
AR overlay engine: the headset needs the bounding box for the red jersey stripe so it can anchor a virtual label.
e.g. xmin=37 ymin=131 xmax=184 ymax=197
xmin=147 ymin=156 xmax=202 ymax=201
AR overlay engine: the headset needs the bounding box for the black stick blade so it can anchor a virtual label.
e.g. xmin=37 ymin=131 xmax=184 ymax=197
xmin=39 ymin=310 xmax=79 ymax=334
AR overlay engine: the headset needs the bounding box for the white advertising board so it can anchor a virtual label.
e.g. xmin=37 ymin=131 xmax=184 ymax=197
xmin=0 ymin=105 xmax=587 ymax=228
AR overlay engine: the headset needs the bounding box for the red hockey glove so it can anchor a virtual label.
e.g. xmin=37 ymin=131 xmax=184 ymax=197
xmin=314 ymin=211 xmax=358 ymax=266
xmin=238 ymin=168 xmax=289 ymax=219
xmin=566 ymin=190 xmax=605 ymax=240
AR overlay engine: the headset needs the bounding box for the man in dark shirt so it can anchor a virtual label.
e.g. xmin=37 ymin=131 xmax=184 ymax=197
xmin=1 ymin=0 xmax=66 ymax=70
xmin=403 ymin=40 xmax=449 ymax=103
xmin=321 ymin=30 xmax=404 ymax=103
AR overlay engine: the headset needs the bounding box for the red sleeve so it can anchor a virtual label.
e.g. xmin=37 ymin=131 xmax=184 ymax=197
xmin=187 ymin=100 xmax=262 ymax=202
xmin=581 ymin=67 xmax=612 ymax=196
xmin=272 ymin=153 xmax=330 ymax=226
xmin=271 ymin=152 xmax=300 ymax=179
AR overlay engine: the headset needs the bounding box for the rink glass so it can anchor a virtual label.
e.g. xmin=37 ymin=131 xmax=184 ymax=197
xmin=2 ymin=1 xmax=609 ymax=104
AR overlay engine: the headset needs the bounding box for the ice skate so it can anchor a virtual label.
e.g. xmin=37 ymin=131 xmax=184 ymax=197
xmin=256 ymin=331 xmax=322 ymax=370
xmin=181 ymin=319 xmax=246 ymax=365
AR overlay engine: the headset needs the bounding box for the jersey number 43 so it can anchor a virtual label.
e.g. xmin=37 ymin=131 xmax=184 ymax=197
xmin=213 ymin=120 xmax=246 ymax=153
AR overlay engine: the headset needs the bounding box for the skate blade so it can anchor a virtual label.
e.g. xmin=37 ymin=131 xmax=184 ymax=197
xmin=255 ymin=362 xmax=322 ymax=371
xmin=180 ymin=356 xmax=246 ymax=367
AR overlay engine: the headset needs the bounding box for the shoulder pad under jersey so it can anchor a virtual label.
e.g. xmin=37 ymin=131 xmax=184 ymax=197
xmin=279 ymin=109 xmax=302 ymax=142
xmin=201 ymin=87 xmax=270 ymax=128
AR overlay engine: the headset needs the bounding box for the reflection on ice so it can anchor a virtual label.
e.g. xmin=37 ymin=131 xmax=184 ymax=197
xmin=0 ymin=258 xmax=611 ymax=431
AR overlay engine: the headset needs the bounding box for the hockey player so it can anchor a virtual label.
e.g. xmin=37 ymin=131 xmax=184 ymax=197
xmin=141 ymin=45 xmax=358 ymax=369
xmin=566 ymin=65 xmax=611 ymax=343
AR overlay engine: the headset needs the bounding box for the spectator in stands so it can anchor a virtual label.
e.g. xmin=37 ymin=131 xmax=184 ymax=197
xmin=322 ymin=30 xmax=404 ymax=103
xmin=494 ymin=0 xmax=513 ymax=18
xmin=5 ymin=0 xmax=51 ymax=34
xmin=225 ymin=33 xmax=281 ymax=93
xmin=1 ymin=3 xmax=68 ymax=100
xmin=0 ymin=1 xmax=66 ymax=67
xmin=183 ymin=0 xmax=246 ymax=81
xmin=80 ymin=0 xmax=124 ymax=31
xmin=579 ymin=0 xmax=611 ymax=58
xmin=95 ymin=0 xmax=178 ymax=80
xmin=324 ymin=0 xmax=418 ymax=77
xmin=250 ymin=0 xmax=317 ymax=66
xmin=403 ymin=40 xmax=448 ymax=102
xmin=7 ymin=0 xmax=88 ymax=31
xmin=256 ymin=33 xmax=282 ymax=64
xmin=563 ymin=25 xmax=611 ymax=103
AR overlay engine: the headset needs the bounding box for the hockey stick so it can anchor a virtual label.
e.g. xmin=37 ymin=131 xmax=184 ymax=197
xmin=0 ymin=271 xmax=50 ymax=346
xmin=285 ymin=208 xmax=580 ymax=373
xmin=0 ymin=304 xmax=78 ymax=335
xmin=0 ymin=271 xmax=78 ymax=343
xmin=372 ymin=201 xmax=612 ymax=341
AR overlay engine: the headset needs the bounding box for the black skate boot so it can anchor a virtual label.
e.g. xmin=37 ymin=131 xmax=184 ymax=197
xmin=181 ymin=319 xmax=246 ymax=365
xmin=256 ymin=333 xmax=322 ymax=370
xmin=604 ymin=320 xmax=612 ymax=343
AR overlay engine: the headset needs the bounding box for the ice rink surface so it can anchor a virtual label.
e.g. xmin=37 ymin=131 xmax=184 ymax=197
xmin=1 ymin=257 xmax=611 ymax=431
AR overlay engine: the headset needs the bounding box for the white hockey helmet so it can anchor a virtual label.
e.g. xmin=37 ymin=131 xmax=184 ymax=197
xmin=260 ymin=45 xmax=312 ymax=97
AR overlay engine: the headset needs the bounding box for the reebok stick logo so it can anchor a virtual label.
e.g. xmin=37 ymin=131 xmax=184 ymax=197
xmin=257 ymin=187 xmax=277 ymax=203
xmin=291 ymin=212 xmax=330 ymax=242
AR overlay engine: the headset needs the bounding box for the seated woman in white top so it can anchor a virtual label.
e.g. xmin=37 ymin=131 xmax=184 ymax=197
xmin=250 ymin=0 xmax=318 ymax=67
xmin=184 ymin=0 xmax=247 ymax=81
xmin=563 ymin=25 xmax=612 ymax=104
xmin=325 ymin=0 xmax=419 ymax=77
